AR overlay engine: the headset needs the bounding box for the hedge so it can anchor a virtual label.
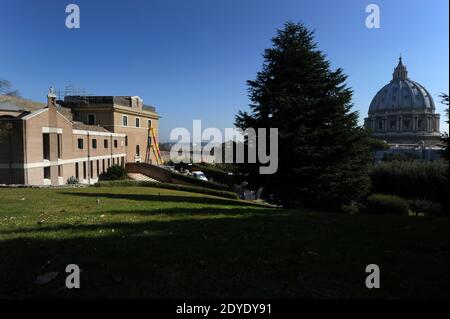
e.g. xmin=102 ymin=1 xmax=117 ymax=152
xmin=366 ymin=194 xmax=410 ymax=215
xmin=370 ymin=160 xmax=448 ymax=207
xmin=99 ymin=165 xmax=127 ymax=181
xmin=94 ymin=180 xmax=239 ymax=199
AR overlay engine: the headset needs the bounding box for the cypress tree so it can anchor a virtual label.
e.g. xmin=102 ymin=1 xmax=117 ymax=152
xmin=235 ymin=22 xmax=371 ymax=209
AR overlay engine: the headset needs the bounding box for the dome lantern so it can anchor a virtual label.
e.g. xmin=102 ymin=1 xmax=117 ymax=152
xmin=392 ymin=55 xmax=408 ymax=80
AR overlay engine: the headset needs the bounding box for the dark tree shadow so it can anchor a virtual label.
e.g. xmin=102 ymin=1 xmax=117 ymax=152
xmin=60 ymin=191 xmax=269 ymax=208
xmin=0 ymin=207 xmax=448 ymax=299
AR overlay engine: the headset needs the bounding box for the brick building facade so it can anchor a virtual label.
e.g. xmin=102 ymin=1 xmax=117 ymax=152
xmin=0 ymin=89 xmax=160 ymax=185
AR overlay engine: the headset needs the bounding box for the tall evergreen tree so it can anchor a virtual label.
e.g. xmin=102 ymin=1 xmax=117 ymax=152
xmin=235 ymin=22 xmax=371 ymax=209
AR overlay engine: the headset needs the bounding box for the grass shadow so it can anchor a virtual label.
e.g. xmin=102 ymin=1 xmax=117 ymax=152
xmin=0 ymin=208 xmax=448 ymax=299
xmin=60 ymin=191 xmax=269 ymax=208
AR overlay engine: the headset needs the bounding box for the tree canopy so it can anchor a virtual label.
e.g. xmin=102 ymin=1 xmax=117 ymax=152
xmin=235 ymin=22 xmax=372 ymax=209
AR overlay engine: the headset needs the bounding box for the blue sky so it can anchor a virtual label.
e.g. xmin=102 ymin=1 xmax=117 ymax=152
xmin=1 ymin=0 xmax=448 ymax=140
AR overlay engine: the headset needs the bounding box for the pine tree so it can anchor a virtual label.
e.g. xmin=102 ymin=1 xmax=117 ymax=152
xmin=235 ymin=22 xmax=371 ymax=209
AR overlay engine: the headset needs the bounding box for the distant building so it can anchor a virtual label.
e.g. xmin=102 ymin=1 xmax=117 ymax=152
xmin=0 ymin=89 xmax=160 ymax=186
xmin=364 ymin=57 xmax=441 ymax=147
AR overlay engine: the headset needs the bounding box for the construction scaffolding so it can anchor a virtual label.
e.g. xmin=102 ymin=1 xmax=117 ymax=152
xmin=56 ymin=85 xmax=90 ymax=106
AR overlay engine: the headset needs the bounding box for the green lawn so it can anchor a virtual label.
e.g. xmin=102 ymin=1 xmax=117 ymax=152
xmin=0 ymin=186 xmax=448 ymax=298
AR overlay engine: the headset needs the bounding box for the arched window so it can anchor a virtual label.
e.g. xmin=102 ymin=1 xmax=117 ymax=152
xmin=136 ymin=145 xmax=140 ymax=156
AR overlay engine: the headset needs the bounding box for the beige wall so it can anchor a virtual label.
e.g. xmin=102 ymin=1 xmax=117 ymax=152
xmin=70 ymin=104 xmax=160 ymax=164
xmin=112 ymin=110 xmax=160 ymax=164
xmin=73 ymin=108 xmax=114 ymax=127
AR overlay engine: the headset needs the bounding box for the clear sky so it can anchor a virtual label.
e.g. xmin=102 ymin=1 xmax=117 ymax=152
xmin=1 ymin=0 xmax=448 ymax=141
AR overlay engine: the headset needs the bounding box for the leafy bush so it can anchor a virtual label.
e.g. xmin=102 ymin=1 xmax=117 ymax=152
xmin=366 ymin=194 xmax=410 ymax=215
xmin=95 ymin=180 xmax=239 ymax=199
xmin=100 ymin=165 xmax=127 ymax=181
xmin=409 ymin=199 xmax=445 ymax=217
xmin=67 ymin=176 xmax=79 ymax=185
xmin=370 ymin=161 xmax=448 ymax=207
xmin=341 ymin=202 xmax=362 ymax=215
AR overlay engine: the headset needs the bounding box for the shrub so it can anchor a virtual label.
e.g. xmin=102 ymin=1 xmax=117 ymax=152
xmin=341 ymin=202 xmax=362 ymax=215
xmin=409 ymin=199 xmax=445 ymax=217
xmin=67 ymin=176 xmax=79 ymax=185
xmin=366 ymin=194 xmax=410 ymax=215
xmin=370 ymin=161 xmax=448 ymax=207
xmin=100 ymin=165 xmax=127 ymax=181
xmin=94 ymin=180 xmax=239 ymax=199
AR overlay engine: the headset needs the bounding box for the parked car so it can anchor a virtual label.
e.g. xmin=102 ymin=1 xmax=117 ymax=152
xmin=192 ymin=171 xmax=208 ymax=181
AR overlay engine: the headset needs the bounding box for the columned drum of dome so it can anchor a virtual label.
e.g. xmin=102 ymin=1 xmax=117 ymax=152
xmin=364 ymin=57 xmax=441 ymax=146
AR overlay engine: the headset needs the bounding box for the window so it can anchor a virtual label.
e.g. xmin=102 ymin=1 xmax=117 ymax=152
xmin=78 ymin=138 xmax=84 ymax=149
xmin=390 ymin=120 xmax=396 ymax=130
xmin=90 ymin=161 xmax=94 ymax=178
xmin=96 ymin=160 xmax=99 ymax=176
xmin=44 ymin=167 xmax=51 ymax=179
xmin=57 ymin=134 xmax=62 ymax=159
xmin=92 ymin=139 xmax=97 ymax=149
xmin=58 ymin=165 xmax=62 ymax=177
xmin=122 ymin=115 xmax=128 ymax=126
xmin=43 ymin=133 xmax=50 ymax=160
xmin=75 ymin=163 xmax=79 ymax=179
xmin=104 ymin=139 xmax=108 ymax=148
xmin=136 ymin=117 xmax=140 ymax=128
xmin=403 ymin=120 xmax=410 ymax=130
xmin=148 ymin=119 xmax=152 ymax=128
xmin=87 ymin=114 xmax=96 ymax=125
xmin=136 ymin=145 xmax=140 ymax=156
xmin=108 ymin=159 xmax=111 ymax=168
xmin=102 ymin=159 xmax=105 ymax=173
xmin=125 ymin=136 xmax=128 ymax=146
xmin=83 ymin=162 xmax=87 ymax=179
xmin=114 ymin=139 xmax=118 ymax=148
